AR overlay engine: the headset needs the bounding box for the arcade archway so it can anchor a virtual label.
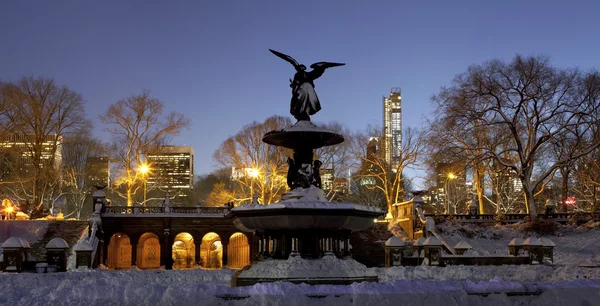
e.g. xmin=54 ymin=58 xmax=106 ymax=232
xmin=107 ymin=233 xmax=131 ymax=269
xmin=136 ymin=232 xmax=161 ymax=269
xmin=172 ymin=232 xmax=195 ymax=269
xmin=228 ymin=232 xmax=250 ymax=269
xmin=200 ymin=232 xmax=222 ymax=269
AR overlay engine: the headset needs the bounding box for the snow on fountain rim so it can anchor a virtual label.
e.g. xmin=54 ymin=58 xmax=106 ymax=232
xmin=278 ymin=120 xmax=340 ymax=133
xmin=233 ymin=201 xmax=383 ymax=213
xmin=238 ymin=255 xmax=376 ymax=279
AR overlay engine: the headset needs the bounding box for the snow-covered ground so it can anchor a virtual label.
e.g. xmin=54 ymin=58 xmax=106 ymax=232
xmin=2 ymin=223 xmax=600 ymax=305
xmin=2 ymin=268 xmax=600 ymax=305
xmin=436 ymin=220 xmax=600 ymax=267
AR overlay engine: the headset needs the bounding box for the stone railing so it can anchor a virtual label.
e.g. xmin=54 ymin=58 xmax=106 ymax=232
xmin=422 ymin=212 xmax=590 ymax=224
xmin=103 ymin=206 xmax=231 ymax=216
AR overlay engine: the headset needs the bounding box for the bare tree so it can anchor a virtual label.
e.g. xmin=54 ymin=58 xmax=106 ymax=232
xmin=482 ymin=159 xmax=526 ymax=213
xmin=432 ymin=55 xmax=600 ymax=217
xmin=313 ymin=121 xmax=357 ymax=201
xmin=193 ymin=171 xmax=230 ymax=205
xmin=350 ymin=126 xmax=423 ymax=217
xmin=572 ymin=144 xmax=600 ymax=211
xmin=0 ymin=77 xmax=89 ymax=216
xmin=61 ymin=127 xmax=105 ymax=219
xmin=100 ymin=90 xmax=190 ymax=206
xmin=212 ymin=115 xmax=292 ymax=205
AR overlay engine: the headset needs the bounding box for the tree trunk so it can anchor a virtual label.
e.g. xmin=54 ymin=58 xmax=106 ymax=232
xmin=561 ymin=167 xmax=570 ymax=213
xmin=522 ymin=182 xmax=537 ymax=218
xmin=475 ymin=166 xmax=485 ymax=214
xmin=127 ymin=182 xmax=133 ymax=206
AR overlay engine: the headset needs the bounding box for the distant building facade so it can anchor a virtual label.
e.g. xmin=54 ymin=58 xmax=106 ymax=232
xmin=321 ymin=168 xmax=334 ymax=192
xmin=85 ymin=156 xmax=110 ymax=187
xmin=0 ymin=134 xmax=63 ymax=182
xmin=383 ymin=88 xmax=402 ymax=169
xmin=434 ymin=162 xmax=467 ymax=213
xmin=146 ymin=146 xmax=194 ymax=203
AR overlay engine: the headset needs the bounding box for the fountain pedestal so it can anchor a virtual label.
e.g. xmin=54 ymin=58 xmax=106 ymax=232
xmin=229 ymin=120 xmax=384 ymax=287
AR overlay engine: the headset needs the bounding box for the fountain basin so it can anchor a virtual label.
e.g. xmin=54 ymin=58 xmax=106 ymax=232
xmin=230 ymin=202 xmax=383 ymax=232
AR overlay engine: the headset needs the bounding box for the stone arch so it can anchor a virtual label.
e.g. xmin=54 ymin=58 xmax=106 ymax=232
xmin=136 ymin=232 xmax=161 ymax=269
xmin=107 ymin=233 xmax=131 ymax=269
xmin=172 ymin=232 xmax=195 ymax=269
xmin=227 ymin=232 xmax=250 ymax=269
xmin=200 ymin=232 xmax=222 ymax=269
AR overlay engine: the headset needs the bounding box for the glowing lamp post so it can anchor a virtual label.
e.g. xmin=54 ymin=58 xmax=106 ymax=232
xmin=138 ymin=163 xmax=150 ymax=206
xmin=2 ymin=199 xmax=15 ymax=220
xmin=445 ymin=173 xmax=456 ymax=214
xmin=248 ymin=168 xmax=260 ymax=203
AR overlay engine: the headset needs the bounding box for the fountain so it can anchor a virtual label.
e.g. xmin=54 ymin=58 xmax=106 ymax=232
xmin=228 ymin=50 xmax=384 ymax=286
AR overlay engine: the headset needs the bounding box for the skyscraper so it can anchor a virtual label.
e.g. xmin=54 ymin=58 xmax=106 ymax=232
xmin=85 ymin=156 xmax=110 ymax=187
xmin=0 ymin=133 xmax=63 ymax=181
xmin=383 ymin=88 xmax=402 ymax=169
xmin=146 ymin=146 xmax=194 ymax=204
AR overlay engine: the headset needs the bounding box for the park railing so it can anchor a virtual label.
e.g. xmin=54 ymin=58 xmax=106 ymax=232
xmin=420 ymin=212 xmax=591 ymax=225
xmin=103 ymin=205 xmax=232 ymax=216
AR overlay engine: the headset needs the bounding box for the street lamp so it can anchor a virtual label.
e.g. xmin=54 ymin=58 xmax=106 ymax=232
xmin=445 ymin=173 xmax=456 ymax=214
xmin=248 ymin=168 xmax=260 ymax=203
xmin=138 ymin=163 xmax=150 ymax=205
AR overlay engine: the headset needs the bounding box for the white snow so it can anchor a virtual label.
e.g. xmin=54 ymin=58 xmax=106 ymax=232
xmin=237 ymin=255 xmax=376 ymax=279
xmin=283 ymin=120 xmax=338 ymax=133
xmin=46 ymin=237 xmax=69 ymax=249
xmin=1 ymin=237 xmax=28 ymax=249
xmin=2 ymin=221 xmax=600 ymax=304
xmin=1 ymin=267 xmax=600 ymax=305
xmin=0 ymin=221 xmax=49 ymax=255
xmin=453 ymin=241 xmax=472 ymax=249
xmin=508 ymin=237 xmax=524 ymax=246
xmin=540 ymin=237 xmax=555 ymax=247
xmin=435 ymin=221 xmax=600 ymax=266
xmin=280 ymin=186 xmax=328 ymax=202
xmin=423 ymin=236 xmax=442 ymax=246
xmin=233 ymin=200 xmax=382 ymax=213
xmin=385 ymin=236 xmax=405 ymax=247
xmin=524 ymin=237 xmax=543 ymax=246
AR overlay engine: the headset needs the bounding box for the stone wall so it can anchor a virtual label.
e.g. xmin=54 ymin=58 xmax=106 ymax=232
xmin=350 ymin=222 xmax=392 ymax=267
xmin=0 ymin=220 xmax=89 ymax=261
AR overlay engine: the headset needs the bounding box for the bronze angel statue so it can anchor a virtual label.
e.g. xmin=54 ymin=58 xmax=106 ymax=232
xmin=269 ymin=49 xmax=345 ymax=121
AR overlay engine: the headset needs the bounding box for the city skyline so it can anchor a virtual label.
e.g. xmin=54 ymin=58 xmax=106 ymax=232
xmin=1 ymin=0 xmax=599 ymax=184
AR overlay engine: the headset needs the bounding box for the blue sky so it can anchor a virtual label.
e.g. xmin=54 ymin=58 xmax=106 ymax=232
xmin=1 ymin=0 xmax=599 ymax=181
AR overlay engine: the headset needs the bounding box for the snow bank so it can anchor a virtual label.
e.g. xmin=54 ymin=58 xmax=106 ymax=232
xmin=435 ymin=221 xmax=600 ymax=267
xmin=239 ymin=256 xmax=375 ymax=279
xmin=1 ymin=269 xmax=600 ymax=305
xmin=0 ymin=221 xmax=50 ymax=256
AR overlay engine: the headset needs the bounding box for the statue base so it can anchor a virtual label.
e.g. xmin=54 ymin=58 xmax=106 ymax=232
xmin=281 ymin=186 xmax=327 ymax=202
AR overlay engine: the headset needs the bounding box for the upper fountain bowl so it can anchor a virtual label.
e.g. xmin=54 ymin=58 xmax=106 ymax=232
xmin=263 ymin=121 xmax=344 ymax=150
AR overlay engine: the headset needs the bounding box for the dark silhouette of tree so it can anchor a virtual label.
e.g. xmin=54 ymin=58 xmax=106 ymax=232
xmin=100 ymin=90 xmax=190 ymax=206
xmin=0 ymin=77 xmax=89 ymax=216
xmin=431 ymin=55 xmax=600 ymax=217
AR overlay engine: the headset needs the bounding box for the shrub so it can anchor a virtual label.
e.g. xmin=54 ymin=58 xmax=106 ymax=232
xmin=568 ymin=212 xmax=590 ymax=226
xmin=494 ymin=214 xmax=507 ymax=224
xmin=517 ymin=217 xmax=558 ymax=235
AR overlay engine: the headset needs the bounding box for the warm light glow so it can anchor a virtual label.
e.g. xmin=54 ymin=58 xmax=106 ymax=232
xmin=5 ymin=206 xmax=14 ymax=214
xmin=447 ymin=173 xmax=456 ymax=179
xmin=138 ymin=163 xmax=150 ymax=175
xmin=563 ymin=196 xmax=577 ymax=206
xmin=247 ymin=168 xmax=260 ymax=178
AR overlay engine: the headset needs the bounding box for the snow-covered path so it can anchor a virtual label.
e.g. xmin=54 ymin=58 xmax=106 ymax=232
xmin=2 ymin=269 xmax=600 ymax=305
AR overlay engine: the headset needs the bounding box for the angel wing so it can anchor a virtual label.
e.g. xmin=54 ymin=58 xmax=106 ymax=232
xmin=310 ymin=62 xmax=346 ymax=69
xmin=307 ymin=62 xmax=346 ymax=80
xmin=269 ymin=49 xmax=302 ymax=70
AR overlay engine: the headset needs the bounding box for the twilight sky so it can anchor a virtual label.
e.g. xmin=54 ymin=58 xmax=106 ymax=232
xmin=1 ymin=0 xmax=599 ymax=184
